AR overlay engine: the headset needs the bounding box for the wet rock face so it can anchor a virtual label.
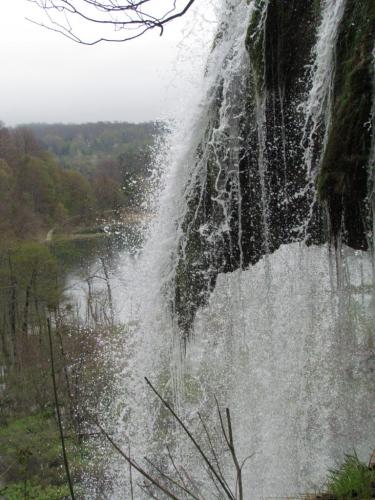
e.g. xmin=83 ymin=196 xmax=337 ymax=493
xmin=173 ymin=0 xmax=375 ymax=334
xmin=319 ymin=0 xmax=375 ymax=250
xmin=252 ymin=0 xmax=325 ymax=254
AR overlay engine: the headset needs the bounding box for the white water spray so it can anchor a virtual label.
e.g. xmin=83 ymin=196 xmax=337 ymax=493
xmin=299 ymin=0 xmax=347 ymax=241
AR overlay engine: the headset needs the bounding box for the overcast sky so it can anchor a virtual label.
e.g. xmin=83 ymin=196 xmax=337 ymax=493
xmin=0 ymin=0 xmax=217 ymax=126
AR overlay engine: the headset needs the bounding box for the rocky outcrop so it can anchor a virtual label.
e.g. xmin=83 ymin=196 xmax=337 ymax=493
xmin=318 ymin=0 xmax=375 ymax=249
xmin=173 ymin=0 xmax=375 ymax=334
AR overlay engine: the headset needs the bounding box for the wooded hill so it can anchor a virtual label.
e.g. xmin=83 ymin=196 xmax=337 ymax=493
xmin=0 ymin=122 xmax=161 ymax=240
xmin=28 ymin=121 xmax=161 ymax=178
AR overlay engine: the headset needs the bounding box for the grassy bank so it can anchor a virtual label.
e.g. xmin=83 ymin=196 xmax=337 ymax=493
xmin=0 ymin=412 xmax=85 ymax=499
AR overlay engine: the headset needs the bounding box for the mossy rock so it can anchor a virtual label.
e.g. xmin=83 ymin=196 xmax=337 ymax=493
xmin=318 ymin=0 xmax=375 ymax=248
xmin=245 ymin=0 xmax=266 ymax=92
xmin=172 ymin=0 xmax=375 ymax=334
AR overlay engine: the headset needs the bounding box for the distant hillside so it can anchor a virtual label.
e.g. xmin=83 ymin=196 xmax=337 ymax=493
xmin=27 ymin=121 xmax=163 ymax=178
xmin=24 ymin=121 xmax=165 ymax=208
xmin=0 ymin=124 xmax=101 ymax=239
xmin=0 ymin=121 xmax=165 ymax=240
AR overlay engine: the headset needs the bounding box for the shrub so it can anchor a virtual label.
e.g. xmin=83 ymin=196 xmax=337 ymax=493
xmin=326 ymin=453 xmax=375 ymax=499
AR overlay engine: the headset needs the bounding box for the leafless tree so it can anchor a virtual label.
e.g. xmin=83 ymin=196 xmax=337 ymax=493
xmin=27 ymin=0 xmax=197 ymax=45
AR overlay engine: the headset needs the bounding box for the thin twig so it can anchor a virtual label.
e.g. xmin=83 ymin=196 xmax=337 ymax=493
xmin=0 ymin=460 xmax=18 ymax=480
xmin=145 ymin=377 xmax=235 ymax=500
xmin=198 ymin=412 xmax=232 ymax=495
xmin=368 ymin=448 xmax=375 ymax=468
xmin=145 ymin=456 xmax=200 ymax=500
xmin=214 ymin=397 xmax=230 ymax=450
xmin=138 ymin=481 xmax=162 ymax=500
xmin=166 ymin=444 xmax=189 ymax=493
xmin=96 ymin=421 xmax=180 ymax=500
xmin=234 ymin=453 xmax=254 ymax=496
xmin=26 ymin=0 xmax=197 ymax=45
xmin=180 ymin=465 xmax=207 ymax=500
xmin=206 ymin=466 xmax=228 ymax=500
xmin=225 ymin=408 xmax=243 ymax=500
xmin=129 ymin=444 xmax=134 ymax=500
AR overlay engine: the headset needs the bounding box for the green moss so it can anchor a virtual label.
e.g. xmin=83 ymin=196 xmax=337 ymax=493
xmin=174 ymin=1 xmax=323 ymax=333
xmin=245 ymin=0 xmax=266 ymax=92
xmin=247 ymin=1 xmax=320 ymax=96
xmin=174 ymin=0 xmax=375 ymax=332
xmin=313 ymin=0 xmax=322 ymax=15
xmin=318 ymin=0 xmax=375 ymax=246
xmin=174 ymin=188 xmax=213 ymax=333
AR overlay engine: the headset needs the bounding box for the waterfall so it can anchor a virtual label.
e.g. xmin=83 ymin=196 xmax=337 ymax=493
xmin=96 ymin=1 xmax=375 ymax=498
xmin=300 ymin=0 xmax=347 ymax=241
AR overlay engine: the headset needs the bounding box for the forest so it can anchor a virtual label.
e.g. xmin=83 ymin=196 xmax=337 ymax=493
xmin=0 ymin=121 xmax=160 ymax=240
xmin=0 ymin=121 xmax=157 ymax=498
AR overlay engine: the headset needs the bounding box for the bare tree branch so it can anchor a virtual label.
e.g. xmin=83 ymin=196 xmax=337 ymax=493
xmin=166 ymin=444 xmax=206 ymax=499
xmin=145 ymin=377 xmax=235 ymax=500
xmin=145 ymin=456 xmax=201 ymax=500
xmin=225 ymin=408 xmax=243 ymax=500
xmin=129 ymin=444 xmax=134 ymax=500
xmin=97 ymin=378 xmax=251 ymax=499
xmin=96 ymin=420 xmax=181 ymax=500
xmin=198 ymin=411 xmax=231 ymax=494
xmin=179 ymin=465 xmax=207 ymax=500
xmin=26 ymin=0 xmax=197 ymax=45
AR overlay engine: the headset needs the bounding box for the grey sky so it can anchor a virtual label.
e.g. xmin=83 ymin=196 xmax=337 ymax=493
xmin=1 ymin=0 xmax=216 ymax=126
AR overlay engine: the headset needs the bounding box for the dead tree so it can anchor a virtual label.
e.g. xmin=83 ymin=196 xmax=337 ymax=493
xmin=27 ymin=0 xmax=197 ymax=45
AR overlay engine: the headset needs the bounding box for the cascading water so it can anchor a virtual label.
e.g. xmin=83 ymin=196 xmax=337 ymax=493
xmin=300 ymin=0 xmax=347 ymax=241
xmin=95 ymin=1 xmax=375 ymax=498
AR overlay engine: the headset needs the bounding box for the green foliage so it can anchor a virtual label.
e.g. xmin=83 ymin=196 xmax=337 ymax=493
xmin=0 ymin=242 xmax=60 ymax=410
xmin=92 ymin=174 xmax=126 ymax=212
xmin=50 ymin=235 xmax=115 ymax=274
xmin=0 ymin=482 xmax=70 ymax=500
xmin=4 ymin=241 xmax=60 ymax=308
xmin=0 ymin=413 xmax=61 ymax=461
xmin=317 ymin=0 xmax=374 ymax=248
xmin=245 ymin=0 xmax=266 ymax=93
xmin=17 ymin=155 xmax=57 ymax=219
xmin=0 ymin=307 xmax=120 ymax=496
xmin=27 ymin=121 xmax=162 ymax=209
xmin=0 ymin=121 xmax=153 ymax=240
xmin=0 ymin=413 xmax=84 ymax=495
xmin=59 ymin=168 xmax=94 ymax=219
xmin=0 ymin=172 xmax=126 ymax=494
xmin=0 ymin=124 xmax=98 ymax=239
xmin=28 ymin=121 xmax=160 ymax=169
xmin=326 ymin=454 xmax=375 ymax=499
